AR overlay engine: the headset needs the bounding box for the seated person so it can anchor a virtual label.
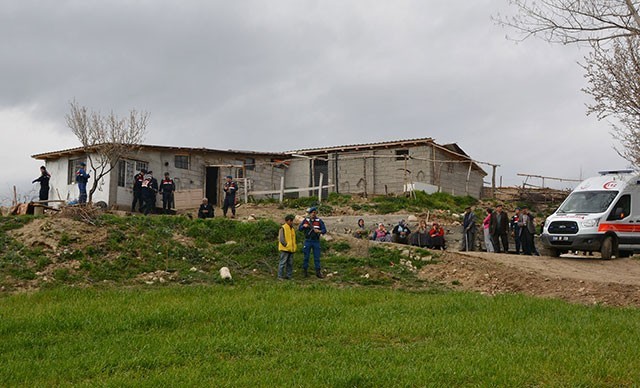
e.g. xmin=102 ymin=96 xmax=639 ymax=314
xmin=410 ymin=220 xmax=429 ymax=247
xmin=353 ymin=218 xmax=370 ymax=239
xmin=391 ymin=220 xmax=411 ymax=244
xmin=198 ymin=198 xmax=214 ymax=219
xmin=371 ymin=223 xmax=391 ymax=242
xmin=428 ymin=222 xmax=446 ymax=250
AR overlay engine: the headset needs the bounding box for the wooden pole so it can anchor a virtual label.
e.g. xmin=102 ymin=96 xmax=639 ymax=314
xmin=491 ymin=165 xmax=497 ymax=198
xmin=279 ymin=176 xmax=285 ymax=203
xmin=243 ymin=178 xmax=248 ymax=204
xmin=318 ymin=173 xmax=324 ymax=203
xmin=13 ymin=185 xmax=17 ymax=206
xmin=466 ymin=161 xmax=472 ymax=195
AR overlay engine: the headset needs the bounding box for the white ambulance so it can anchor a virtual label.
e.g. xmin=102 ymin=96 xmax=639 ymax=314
xmin=541 ymin=170 xmax=640 ymax=259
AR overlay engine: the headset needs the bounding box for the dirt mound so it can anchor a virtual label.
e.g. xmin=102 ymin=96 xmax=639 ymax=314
xmin=419 ymin=251 xmax=640 ymax=307
xmin=8 ymin=217 xmax=107 ymax=251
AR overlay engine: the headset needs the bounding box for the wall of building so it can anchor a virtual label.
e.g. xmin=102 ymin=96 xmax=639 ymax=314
xmin=284 ymin=158 xmax=311 ymax=197
xmin=43 ymin=153 xmax=110 ymax=205
xmin=296 ymin=144 xmax=485 ymax=199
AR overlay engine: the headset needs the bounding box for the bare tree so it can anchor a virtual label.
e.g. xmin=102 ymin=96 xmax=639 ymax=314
xmin=65 ymin=100 xmax=149 ymax=204
xmin=583 ymin=36 xmax=640 ymax=164
xmin=496 ymin=0 xmax=640 ymax=164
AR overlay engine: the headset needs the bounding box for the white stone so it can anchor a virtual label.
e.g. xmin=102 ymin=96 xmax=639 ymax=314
xmin=220 ymin=267 xmax=232 ymax=280
xmin=407 ymin=215 xmax=418 ymax=222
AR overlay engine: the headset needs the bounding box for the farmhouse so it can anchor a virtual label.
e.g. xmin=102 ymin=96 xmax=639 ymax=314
xmin=32 ymin=137 xmax=486 ymax=209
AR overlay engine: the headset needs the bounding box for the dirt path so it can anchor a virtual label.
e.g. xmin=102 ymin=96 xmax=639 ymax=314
xmin=419 ymin=250 xmax=640 ymax=307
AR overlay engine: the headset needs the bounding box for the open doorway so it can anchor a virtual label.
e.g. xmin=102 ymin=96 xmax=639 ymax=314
xmin=205 ymin=167 xmax=219 ymax=205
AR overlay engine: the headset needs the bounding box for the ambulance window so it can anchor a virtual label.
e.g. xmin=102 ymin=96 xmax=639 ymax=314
xmin=607 ymin=194 xmax=630 ymax=221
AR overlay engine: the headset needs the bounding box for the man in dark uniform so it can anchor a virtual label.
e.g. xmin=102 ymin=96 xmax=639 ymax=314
xmin=132 ymin=168 xmax=146 ymax=213
xmin=298 ymin=206 xmax=327 ymax=278
xmin=159 ymin=172 xmax=176 ymax=214
xmin=222 ymin=175 xmax=238 ymax=218
xmin=141 ymin=171 xmax=158 ymax=215
xmin=32 ymin=166 xmax=51 ymax=206
xmin=76 ymin=162 xmax=90 ymax=205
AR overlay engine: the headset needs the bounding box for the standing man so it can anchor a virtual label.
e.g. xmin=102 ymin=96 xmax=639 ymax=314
xmin=32 ymin=166 xmax=51 ymax=205
xmin=277 ymin=214 xmax=297 ymax=280
xmin=76 ymin=162 xmax=90 ymax=205
xmin=141 ymin=171 xmax=158 ymax=215
xmin=462 ymin=206 xmax=476 ymax=251
xmin=299 ymin=206 xmax=327 ymax=278
xmin=222 ymin=175 xmax=238 ymax=218
xmin=132 ymin=168 xmax=146 ymax=213
xmin=490 ymin=204 xmax=510 ymax=253
xmin=510 ymin=207 xmax=522 ymax=254
xmin=159 ymin=172 xmax=176 ymax=214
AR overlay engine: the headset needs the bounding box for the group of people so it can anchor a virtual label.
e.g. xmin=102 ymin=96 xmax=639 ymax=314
xmin=131 ymin=169 xmax=175 ymax=215
xmin=32 ymin=163 xmax=89 ymax=206
xmin=277 ymin=206 xmax=327 ymax=280
xmin=464 ymin=205 xmax=538 ymax=255
xmin=354 ymin=218 xmax=446 ymax=250
xmin=197 ymin=176 xmax=238 ymax=219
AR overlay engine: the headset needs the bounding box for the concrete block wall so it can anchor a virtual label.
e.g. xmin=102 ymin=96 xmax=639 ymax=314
xmin=432 ymin=148 xmax=483 ymax=198
xmin=295 ymin=144 xmax=485 ymax=199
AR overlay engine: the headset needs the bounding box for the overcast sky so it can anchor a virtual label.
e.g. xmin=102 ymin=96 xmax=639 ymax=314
xmin=0 ymin=0 xmax=628 ymax=204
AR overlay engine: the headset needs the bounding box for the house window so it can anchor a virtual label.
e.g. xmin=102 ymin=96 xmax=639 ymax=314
xmin=118 ymin=159 xmax=149 ymax=187
xmin=175 ymin=155 xmax=189 ymax=169
xmin=395 ymin=149 xmax=409 ymax=161
xmin=245 ymin=157 xmax=255 ymax=171
xmin=447 ymin=163 xmax=454 ymax=173
xmin=67 ymin=158 xmax=86 ymax=184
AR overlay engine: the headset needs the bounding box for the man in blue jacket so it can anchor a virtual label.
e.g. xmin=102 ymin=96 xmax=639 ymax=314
xmin=76 ymin=162 xmax=90 ymax=204
xmin=298 ymin=206 xmax=327 ymax=278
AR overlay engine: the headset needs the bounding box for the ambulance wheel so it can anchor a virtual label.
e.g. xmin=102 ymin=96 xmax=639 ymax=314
xmin=601 ymin=236 xmax=615 ymax=260
xmin=549 ymin=248 xmax=562 ymax=258
xmin=618 ymin=250 xmax=632 ymax=258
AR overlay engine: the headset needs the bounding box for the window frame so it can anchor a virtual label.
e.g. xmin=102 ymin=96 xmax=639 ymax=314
xmin=67 ymin=158 xmax=87 ymax=184
xmin=117 ymin=159 xmax=149 ymax=188
xmin=395 ymin=149 xmax=409 ymax=161
xmin=174 ymin=154 xmax=190 ymax=170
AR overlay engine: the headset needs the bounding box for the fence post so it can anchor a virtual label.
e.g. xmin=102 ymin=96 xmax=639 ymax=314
xmin=244 ymin=178 xmax=249 ymax=204
xmin=318 ymin=173 xmax=324 ymax=203
xmin=279 ymin=176 xmax=285 ymax=203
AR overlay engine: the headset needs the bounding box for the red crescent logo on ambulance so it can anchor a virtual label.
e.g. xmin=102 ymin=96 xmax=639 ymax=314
xmin=603 ymin=181 xmax=618 ymax=189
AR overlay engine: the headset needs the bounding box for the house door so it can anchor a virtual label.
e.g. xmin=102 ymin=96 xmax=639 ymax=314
xmin=205 ymin=167 xmax=219 ymax=205
xmin=312 ymin=159 xmax=329 ymax=199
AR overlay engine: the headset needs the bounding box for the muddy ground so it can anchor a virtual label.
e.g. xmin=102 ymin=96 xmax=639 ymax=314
xmin=419 ymin=250 xmax=640 ymax=308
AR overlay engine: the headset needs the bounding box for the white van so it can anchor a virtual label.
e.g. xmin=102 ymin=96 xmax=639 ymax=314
xmin=541 ymin=170 xmax=640 ymax=259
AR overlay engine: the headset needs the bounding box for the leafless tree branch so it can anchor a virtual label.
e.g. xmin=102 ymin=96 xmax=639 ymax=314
xmin=65 ymin=100 xmax=148 ymax=203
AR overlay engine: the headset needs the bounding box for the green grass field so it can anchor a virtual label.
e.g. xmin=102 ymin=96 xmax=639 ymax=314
xmin=2 ymin=284 xmax=640 ymax=387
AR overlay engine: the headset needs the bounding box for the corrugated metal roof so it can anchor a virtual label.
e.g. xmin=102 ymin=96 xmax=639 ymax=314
xmin=32 ymin=143 xmax=288 ymax=160
xmin=290 ymin=137 xmax=435 ymax=154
